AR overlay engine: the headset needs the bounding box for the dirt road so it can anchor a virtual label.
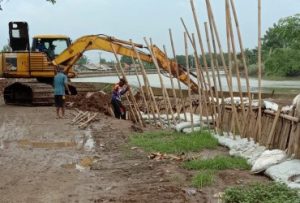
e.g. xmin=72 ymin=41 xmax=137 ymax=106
xmin=0 ymin=98 xmax=268 ymax=203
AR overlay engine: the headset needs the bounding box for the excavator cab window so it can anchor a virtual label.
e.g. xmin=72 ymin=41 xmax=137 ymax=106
xmin=32 ymin=37 xmax=71 ymax=60
xmin=9 ymin=22 xmax=29 ymax=51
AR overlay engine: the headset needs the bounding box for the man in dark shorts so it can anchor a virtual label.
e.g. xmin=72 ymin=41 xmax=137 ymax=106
xmin=111 ymin=78 xmax=130 ymax=119
xmin=53 ymin=66 xmax=70 ymax=118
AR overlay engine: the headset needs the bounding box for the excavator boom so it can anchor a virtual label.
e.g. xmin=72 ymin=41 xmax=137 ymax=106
xmin=52 ymin=35 xmax=199 ymax=93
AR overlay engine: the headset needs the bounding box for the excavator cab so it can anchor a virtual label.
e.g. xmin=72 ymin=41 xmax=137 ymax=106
xmin=32 ymin=35 xmax=71 ymax=60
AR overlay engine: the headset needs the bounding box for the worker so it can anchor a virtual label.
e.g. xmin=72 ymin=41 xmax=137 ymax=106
xmin=111 ymin=78 xmax=130 ymax=119
xmin=47 ymin=44 xmax=56 ymax=60
xmin=53 ymin=66 xmax=70 ymax=119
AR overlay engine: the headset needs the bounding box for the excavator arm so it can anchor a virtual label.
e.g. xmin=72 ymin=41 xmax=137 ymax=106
xmin=52 ymin=35 xmax=199 ymax=93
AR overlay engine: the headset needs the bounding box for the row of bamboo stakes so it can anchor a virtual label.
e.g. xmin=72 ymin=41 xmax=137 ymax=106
xmin=106 ymin=0 xmax=299 ymax=158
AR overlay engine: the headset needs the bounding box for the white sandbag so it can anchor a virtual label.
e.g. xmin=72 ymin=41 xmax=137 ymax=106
xmin=182 ymin=126 xmax=202 ymax=134
xmin=263 ymin=100 xmax=278 ymax=112
xmin=251 ymin=149 xmax=288 ymax=173
xmin=175 ymin=121 xmax=202 ymax=132
xmin=224 ymin=97 xmax=249 ymax=105
xmin=265 ymin=159 xmax=300 ymax=189
xmin=229 ymin=139 xmax=256 ymax=157
xmin=174 ymin=113 xmax=201 ymax=122
xmin=214 ymin=134 xmax=241 ymax=149
xmin=244 ymin=146 xmax=266 ymax=166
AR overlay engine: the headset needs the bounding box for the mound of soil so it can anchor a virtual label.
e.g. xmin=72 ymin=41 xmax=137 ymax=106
xmin=66 ymin=91 xmax=113 ymax=116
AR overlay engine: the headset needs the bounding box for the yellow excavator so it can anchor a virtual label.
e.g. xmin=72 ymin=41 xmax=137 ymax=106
xmin=0 ymin=21 xmax=199 ymax=105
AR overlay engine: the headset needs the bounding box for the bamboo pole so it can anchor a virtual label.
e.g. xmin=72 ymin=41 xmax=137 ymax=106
xmin=226 ymin=0 xmax=247 ymax=123
xmin=129 ymin=40 xmax=163 ymax=126
xmin=189 ymin=0 xmax=218 ymax=129
xmin=145 ymin=37 xmax=176 ymax=125
xmin=169 ymin=29 xmax=187 ymax=121
xmin=130 ymin=50 xmax=158 ymax=123
xmin=257 ymin=0 xmax=262 ymax=141
xmin=163 ymin=45 xmax=180 ymax=120
xmin=184 ymin=32 xmax=194 ymax=132
xmin=206 ymin=5 xmax=226 ymax=134
xmin=205 ymin=0 xmax=242 ymax=135
xmin=130 ymin=56 xmax=151 ymax=120
xmin=191 ymin=33 xmax=210 ymax=127
xmin=111 ymin=45 xmax=144 ymax=127
xmin=266 ymin=106 xmax=282 ymax=148
xmin=204 ymin=22 xmax=221 ymax=133
xmin=180 ymin=19 xmax=212 ymax=129
xmin=229 ymin=0 xmax=252 ymax=111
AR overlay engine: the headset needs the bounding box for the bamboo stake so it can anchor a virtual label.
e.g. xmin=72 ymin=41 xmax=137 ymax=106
xmin=130 ymin=51 xmax=158 ymax=124
xmin=190 ymin=33 xmax=212 ymax=129
xmin=226 ymin=0 xmax=247 ymax=123
xmin=184 ymin=32 xmax=194 ymax=132
xmin=130 ymin=56 xmax=151 ymax=120
xmin=205 ymin=0 xmax=242 ymax=135
xmin=169 ymin=29 xmax=187 ymax=121
xmin=180 ymin=19 xmax=212 ymax=129
xmin=229 ymin=0 xmax=252 ymax=111
xmin=145 ymin=37 xmax=176 ymax=125
xmin=113 ymin=64 xmax=138 ymax=123
xmin=257 ymin=0 xmax=262 ymax=141
xmin=129 ymin=40 xmax=163 ymax=125
xmin=189 ymin=0 xmax=217 ymax=130
xmin=207 ymin=20 xmax=226 ymax=135
xmin=163 ymin=45 xmax=180 ymax=120
xmin=204 ymin=22 xmax=221 ymax=133
xmin=266 ymin=107 xmax=282 ymax=148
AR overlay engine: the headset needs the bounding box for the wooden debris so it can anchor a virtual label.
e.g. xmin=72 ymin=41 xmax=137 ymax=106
xmin=71 ymin=110 xmax=99 ymax=129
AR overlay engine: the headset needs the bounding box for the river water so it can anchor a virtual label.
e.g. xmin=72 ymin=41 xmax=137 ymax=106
xmin=72 ymin=72 xmax=300 ymax=94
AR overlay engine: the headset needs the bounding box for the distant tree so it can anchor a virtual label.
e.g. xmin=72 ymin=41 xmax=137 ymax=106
xmin=76 ymin=55 xmax=89 ymax=65
xmin=1 ymin=44 xmax=11 ymax=52
xmin=263 ymin=14 xmax=300 ymax=51
xmin=265 ymin=48 xmax=300 ymax=77
xmin=263 ymin=14 xmax=300 ymax=76
xmin=120 ymin=56 xmax=132 ymax=65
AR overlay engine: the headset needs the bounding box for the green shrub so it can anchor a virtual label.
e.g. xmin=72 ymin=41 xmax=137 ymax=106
xmin=129 ymin=130 xmax=218 ymax=154
xmin=265 ymin=48 xmax=300 ymax=77
xmin=223 ymin=182 xmax=300 ymax=203
xmin=191 ymin=170 xmax=215 ymax=188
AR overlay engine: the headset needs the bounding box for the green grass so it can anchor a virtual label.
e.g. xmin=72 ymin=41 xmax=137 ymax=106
xmin=129 ymin=130 xmax=218 ymax=154
xmin=223 ymin=182 xmax=300 ymax=203
xmin=191 ymin=170 xmax=215 ymax=188
xmin=183 ymin=155 xmax=250 ymax=171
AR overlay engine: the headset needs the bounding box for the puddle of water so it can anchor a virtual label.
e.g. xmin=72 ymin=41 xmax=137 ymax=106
xmin=18 ymin=139 xmax=77 ymax=149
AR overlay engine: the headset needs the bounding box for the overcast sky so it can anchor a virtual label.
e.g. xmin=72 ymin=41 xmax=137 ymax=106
xmin=1 ymin=0 xmax=299 ymax=62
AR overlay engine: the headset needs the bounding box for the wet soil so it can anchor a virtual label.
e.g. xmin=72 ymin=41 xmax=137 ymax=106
xmin=0 ymin=78 xmax=270 ymax=202
xmin=0 ymin=101 xmax=270 ymax=203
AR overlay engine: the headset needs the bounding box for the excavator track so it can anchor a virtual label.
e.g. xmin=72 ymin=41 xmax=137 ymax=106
xmin=3 ymin=81 xmax=97 ymax=106
xmin=4 ymin=82 xmax=54 ymax=106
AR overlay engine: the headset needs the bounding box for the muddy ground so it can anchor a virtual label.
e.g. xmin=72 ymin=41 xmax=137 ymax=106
xmin=0 ymin=93 xmax=270 ymax=203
